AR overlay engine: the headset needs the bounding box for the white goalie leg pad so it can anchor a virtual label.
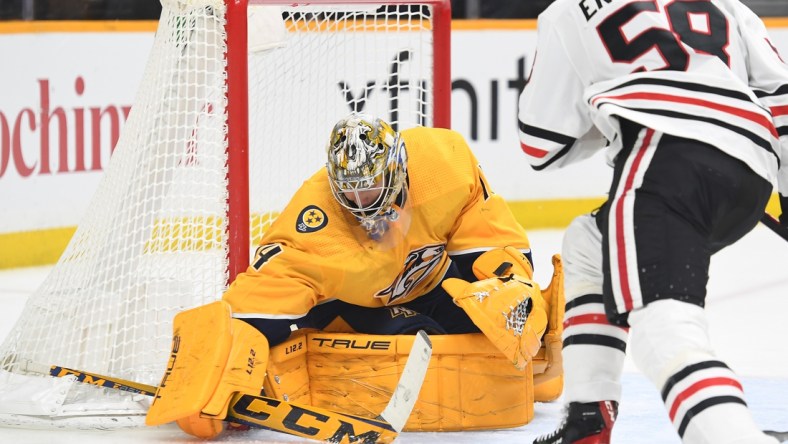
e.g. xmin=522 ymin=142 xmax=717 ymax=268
xmin=629 ymin=300 xmax=775 ymax=444
xmin=561 ymin=214 xmax=628 ymax=403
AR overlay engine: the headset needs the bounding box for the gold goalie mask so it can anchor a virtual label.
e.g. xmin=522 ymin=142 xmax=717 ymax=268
xmin=326 ymin=113 xmax=408 ymax=239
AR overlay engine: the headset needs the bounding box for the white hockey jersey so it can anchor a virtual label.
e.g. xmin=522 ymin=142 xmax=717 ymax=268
xmin=517 ymin=0 xmax=788 ymax=194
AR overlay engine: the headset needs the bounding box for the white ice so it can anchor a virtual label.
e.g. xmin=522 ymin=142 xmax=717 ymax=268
xmin=0 ymin=227 xmax=786 ymax=443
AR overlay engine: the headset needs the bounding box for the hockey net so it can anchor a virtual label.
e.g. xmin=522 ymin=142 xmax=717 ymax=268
xmin=0 ymin=0 xmax=450 ymax=429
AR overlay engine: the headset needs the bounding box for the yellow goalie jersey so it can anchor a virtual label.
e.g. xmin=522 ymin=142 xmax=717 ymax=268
xmin=224 ymin=126 xmax=530 ymax=320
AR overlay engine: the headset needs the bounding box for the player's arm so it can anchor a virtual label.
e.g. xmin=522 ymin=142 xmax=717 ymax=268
xmin=441 ymin=134 xmax=565 ymax=392
xmin=445 ymin=139 xmax=532 ymax=266
xmin=223 ymin=241 xmax=337 ymax=346
xmin=517 ymin=15 xmax=606 ymax=171
xmin=438 ymin=145 xmax=558 ymax=372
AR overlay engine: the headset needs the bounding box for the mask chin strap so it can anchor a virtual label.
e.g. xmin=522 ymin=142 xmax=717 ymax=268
xmin=357 ymin=184 xmax=407 ymax=240
xmin=358 ymin=208 xmax=399 ymax=241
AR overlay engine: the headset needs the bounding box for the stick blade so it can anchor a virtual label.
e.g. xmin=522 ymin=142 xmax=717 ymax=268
xmin=377 ymin=330 xmax=433 ymax=432
xmin=761 ymin=213 xmax=788 ymax=241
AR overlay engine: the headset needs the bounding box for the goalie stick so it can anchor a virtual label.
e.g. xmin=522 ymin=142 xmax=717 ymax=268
xmin=45 ymin=330 xmax=432 ymax=444
xmin=761 ymin=212 xmax=788 ymax=242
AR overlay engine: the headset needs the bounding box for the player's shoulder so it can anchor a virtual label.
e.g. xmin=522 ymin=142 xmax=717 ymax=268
xmin=401 ymin=125 xmax=462 ymax=141
xmin=399 ymin=127 xmax=477 ymax=196
xmin=401 ymin=127 xmax=473 ymax=165
xmin=288 ymin=169 xmax=339 ymax=211
xmin=536 ymin=0 xmax=575 ymax=21
xmin=272 ymin=168 xmax=346 ymax=235
xmin=401 ymin=126 xmax=470 ymax=152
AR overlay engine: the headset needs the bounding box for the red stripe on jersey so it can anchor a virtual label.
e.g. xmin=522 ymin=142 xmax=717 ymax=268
xmin=593 ymin=92 xmax=778 ymax=138
xmin=772 ymin=105 xmax=788 ymax=117
xmin=613 ymin=129 xmax=654 ymax=312
xmin=520 ymin=141 xmax=549 ymax=158
xmin=667 ymin=377 xmax=744 ymax=422
xmin=563 ymin=313 xmax=628 ymax=330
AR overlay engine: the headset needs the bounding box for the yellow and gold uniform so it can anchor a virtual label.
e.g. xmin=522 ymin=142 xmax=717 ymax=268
xmin=147 ymin=120 xmax=562 ymax=440
xmin=224 ymin=126 xmax=531 ymax=334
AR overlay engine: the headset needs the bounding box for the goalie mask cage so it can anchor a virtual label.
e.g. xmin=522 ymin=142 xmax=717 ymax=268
xmin=0 ymin=0 xmax=450 ymax=429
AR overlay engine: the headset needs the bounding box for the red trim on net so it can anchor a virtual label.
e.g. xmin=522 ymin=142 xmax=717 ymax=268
xmin=227 ymin=0 xmax=452 ymax=283
xmin=431 ymin=0 xmax=452 ymax=129
xmin=250 ymin=0 xmax=453 ymax=128
xmin=226 ymin=0 xmax=251 ymax=284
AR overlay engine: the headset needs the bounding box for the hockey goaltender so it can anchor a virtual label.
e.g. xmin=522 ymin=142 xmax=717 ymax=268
xmin=144 ymin=113 xmax=565 ymax=440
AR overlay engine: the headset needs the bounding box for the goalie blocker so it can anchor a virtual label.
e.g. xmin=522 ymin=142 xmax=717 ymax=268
xmin=148 ymin=248 xmax=564 ymax=437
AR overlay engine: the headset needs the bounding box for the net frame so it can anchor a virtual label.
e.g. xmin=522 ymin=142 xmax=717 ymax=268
xmin=226 ymin=0 xmax=451 ymax=281
xmin=0 ymin=0 xmax=451 ymax=429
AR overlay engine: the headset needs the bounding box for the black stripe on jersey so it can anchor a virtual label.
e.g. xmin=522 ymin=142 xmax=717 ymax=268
xmin=565 ymin=293 xmax=604 ymax=311
xmin=779 ymin=125 xmax=788 ymax=137
xmin=753 ymin=84 xmax=788 ymax=99
xmin=479 ymin=175 xmax=490 ymax=200
xmin=677 ymin=396 xmax=747 ymax=438
xmin=563 ymin=334 xmax=627 ymax=353
xmin=660 ymin=360 xmax=730 ymax=401
xmin=619 ymin=106 xmax=778 ymax=161
xmin=532 ymin=144 xmax=574 ymax=171
xmin=519 ymin=121 xmax=577 ymax=145
xmin=519 ymin=120 xmax=578 ymax=171
xmin=595 ymin=77 xmax=758 ymax=105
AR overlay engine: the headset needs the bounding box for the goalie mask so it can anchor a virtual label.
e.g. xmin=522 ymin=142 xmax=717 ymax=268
xmin=326 ymin=113 xmax=407 ymax=236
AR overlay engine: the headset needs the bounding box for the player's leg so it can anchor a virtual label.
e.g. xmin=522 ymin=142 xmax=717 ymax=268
xmin=606 ymin=120 xmax=775 ymax=444
xmin=533 ymin=213 xmax=627 ymax=444
xmin=629 ymin=300 xmax=775 ymax=444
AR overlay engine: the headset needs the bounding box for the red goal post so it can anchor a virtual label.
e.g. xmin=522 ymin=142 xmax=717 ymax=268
xmin=0 ymin=0 xmax=451 ymax=429
xmin=225 ymin=0 xmax=452 ymax=281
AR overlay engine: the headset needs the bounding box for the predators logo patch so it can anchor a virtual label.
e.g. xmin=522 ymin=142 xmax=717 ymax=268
xmin=296 ymin=205 xmax=328 ymax=233
xmin=376 ymin=244 xmax=445 ymax=305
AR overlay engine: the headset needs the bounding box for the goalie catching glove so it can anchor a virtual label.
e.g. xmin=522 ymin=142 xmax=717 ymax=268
xmin=442 ymin=247 xmax=548 ymax=371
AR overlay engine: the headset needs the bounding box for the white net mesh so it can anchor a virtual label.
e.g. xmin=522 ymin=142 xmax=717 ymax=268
xmin=248 ymin=3 xmax=437 ymax=242
xmin=0 ymin=0 xmax=442 ymax=428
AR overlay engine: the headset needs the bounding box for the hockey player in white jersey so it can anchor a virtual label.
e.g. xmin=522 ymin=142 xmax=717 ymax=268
xmin=518 ymin=0 xmax=788 ymax=443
